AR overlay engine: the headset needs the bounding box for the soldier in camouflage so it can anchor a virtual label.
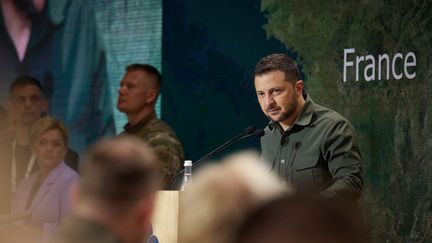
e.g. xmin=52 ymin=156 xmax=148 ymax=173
xmin=117 ymin=64 xmax=184 ymax=189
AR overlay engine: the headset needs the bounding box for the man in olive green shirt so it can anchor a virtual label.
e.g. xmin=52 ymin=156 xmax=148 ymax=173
xmin=117 ymin=64 xmax=184 ymax=189
xmin=254 ymin=54 xmax=363 ymax=201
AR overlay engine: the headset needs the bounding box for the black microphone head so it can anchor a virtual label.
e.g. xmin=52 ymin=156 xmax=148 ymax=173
xmin=253 ymin=129 xmax=265 ymax=137
xmin=243 ymin=125 xmax=256 ymax=135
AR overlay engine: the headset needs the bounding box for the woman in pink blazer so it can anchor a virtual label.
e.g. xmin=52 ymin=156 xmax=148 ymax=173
xmin=12 ymin=117 xmax=79 ymax=235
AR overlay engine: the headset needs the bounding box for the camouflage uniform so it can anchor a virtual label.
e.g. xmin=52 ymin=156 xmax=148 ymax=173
xmin=121 ymin=112 xmax=184 ymax=189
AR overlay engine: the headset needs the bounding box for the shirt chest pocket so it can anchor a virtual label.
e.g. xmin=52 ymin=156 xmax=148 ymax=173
xmin=292 ymin=153 xmax=330 ymax=193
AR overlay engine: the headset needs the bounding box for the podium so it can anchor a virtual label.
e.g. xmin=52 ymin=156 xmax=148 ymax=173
xmin=151 ymin=190 xmax=180 ymax=243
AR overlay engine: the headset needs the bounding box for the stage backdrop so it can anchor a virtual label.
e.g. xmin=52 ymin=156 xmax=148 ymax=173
xmin=93 ymin=0 xmax=162 ymax=134
xmin=162 ymin=0 xmax=432 ymax=242
xmin=162 ymin=0 xmax=286 ymax=162
xmin=0 ymin=0 xmax=162 ymax=153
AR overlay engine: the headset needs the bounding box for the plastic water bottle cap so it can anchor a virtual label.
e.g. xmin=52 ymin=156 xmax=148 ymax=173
xmin=184 ymin=160 xmax=192 ymax=166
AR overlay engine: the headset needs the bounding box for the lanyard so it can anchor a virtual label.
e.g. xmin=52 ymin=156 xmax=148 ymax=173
xmin=11 ymin=139 xmax=36 ymax=192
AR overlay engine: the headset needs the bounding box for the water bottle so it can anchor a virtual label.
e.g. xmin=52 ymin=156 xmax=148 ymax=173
xmin=180 ymin=160 xmax=192 ymax=191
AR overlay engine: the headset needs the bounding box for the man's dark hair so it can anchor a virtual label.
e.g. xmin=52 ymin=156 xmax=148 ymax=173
xmin=80 ymin=136 xmax=160 ymax=213
xmin=235 ymin=194 xmax=369 ymax=243
xmin=126 ymin=63 xmax=162 ymax=89
xmin=10 ymin=75 xmax=43 ymax=94
xmin=254 ymin=53 xmax=301 ymax=84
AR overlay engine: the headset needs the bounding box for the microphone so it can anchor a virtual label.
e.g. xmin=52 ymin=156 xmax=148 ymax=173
xmin=168 ymin=126 xmax=262 ymax=190
xmin=239 ymin=128 xmax=265 ymax=140
xmin=243 ymin=125 xmax=257 ymax=135
xmin=194 ymin=125 xmax=256 ymax=166
xmin=255 ymin=129 xmax=265 ymax=137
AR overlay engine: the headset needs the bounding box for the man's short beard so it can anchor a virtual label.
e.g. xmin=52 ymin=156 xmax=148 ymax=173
xmin=267 ymin=94 xmax=298 ymax=123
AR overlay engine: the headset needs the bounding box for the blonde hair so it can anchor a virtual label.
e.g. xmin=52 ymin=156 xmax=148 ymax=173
xmin=179 ymin=151 xmax=290 ymax=243
xmin=30 ymin=116 xmax=69 ymax=146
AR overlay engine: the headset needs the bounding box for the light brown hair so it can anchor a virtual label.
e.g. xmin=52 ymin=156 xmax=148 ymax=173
xmin=30 ymin=116 xmax=69 ymax=146
xmin=79 ymin=136 xmax=160 ymax=212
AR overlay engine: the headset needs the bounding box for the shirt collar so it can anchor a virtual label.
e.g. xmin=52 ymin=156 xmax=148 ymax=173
xmin=294 ymin=94 xmax=315 ymax=127
xmin=267 ymin=94 xmax=315 ymax=132
xmin=124 ymin=111 xmax=157 ymax=133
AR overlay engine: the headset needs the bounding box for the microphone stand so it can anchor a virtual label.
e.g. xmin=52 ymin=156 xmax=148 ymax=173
xmin=168 ymin=127 xmax=264 ymax=190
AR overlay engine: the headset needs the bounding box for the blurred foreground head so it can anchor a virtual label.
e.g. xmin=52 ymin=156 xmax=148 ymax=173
xmin=179 ymin=151 xmax=289 ymax=243
xmin=235 ymin=194 xmax=369 ymax=243
xmin=78 ymin=135 xmax=160 ymax=212
xmin=64 ymin=136 xmax=160 ymax=243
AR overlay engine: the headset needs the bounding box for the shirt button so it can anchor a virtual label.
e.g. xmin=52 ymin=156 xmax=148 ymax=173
xmin=282 ymin=181 xmax=287 ymax=186
xmin=281 ymin=159 xmax=285 ymax=163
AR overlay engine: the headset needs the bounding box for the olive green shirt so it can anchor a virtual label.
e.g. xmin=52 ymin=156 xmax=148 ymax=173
xmin=122 ymin=112 xmax=184 ymax=189
xmin=261 ymin=95 xmax=363 ymax=201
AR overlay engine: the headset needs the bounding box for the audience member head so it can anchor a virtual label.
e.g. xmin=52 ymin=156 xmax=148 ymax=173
xmin=30 ymin=116 xmax=68 ymax=146
xmin=8 ymin=75 xmax=47 ymax=128
xmin=75 ymin=136 xmax=160 ymax=243
xmin=30 ymin=117 xmax=68 ymax=175
xmin=178 ymin=151 xmax=288 ymax=243
xmin=117 ymin=64 xmax=161 ymax=124
xmin=235 ymin=194 xmax=369 ymax=243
